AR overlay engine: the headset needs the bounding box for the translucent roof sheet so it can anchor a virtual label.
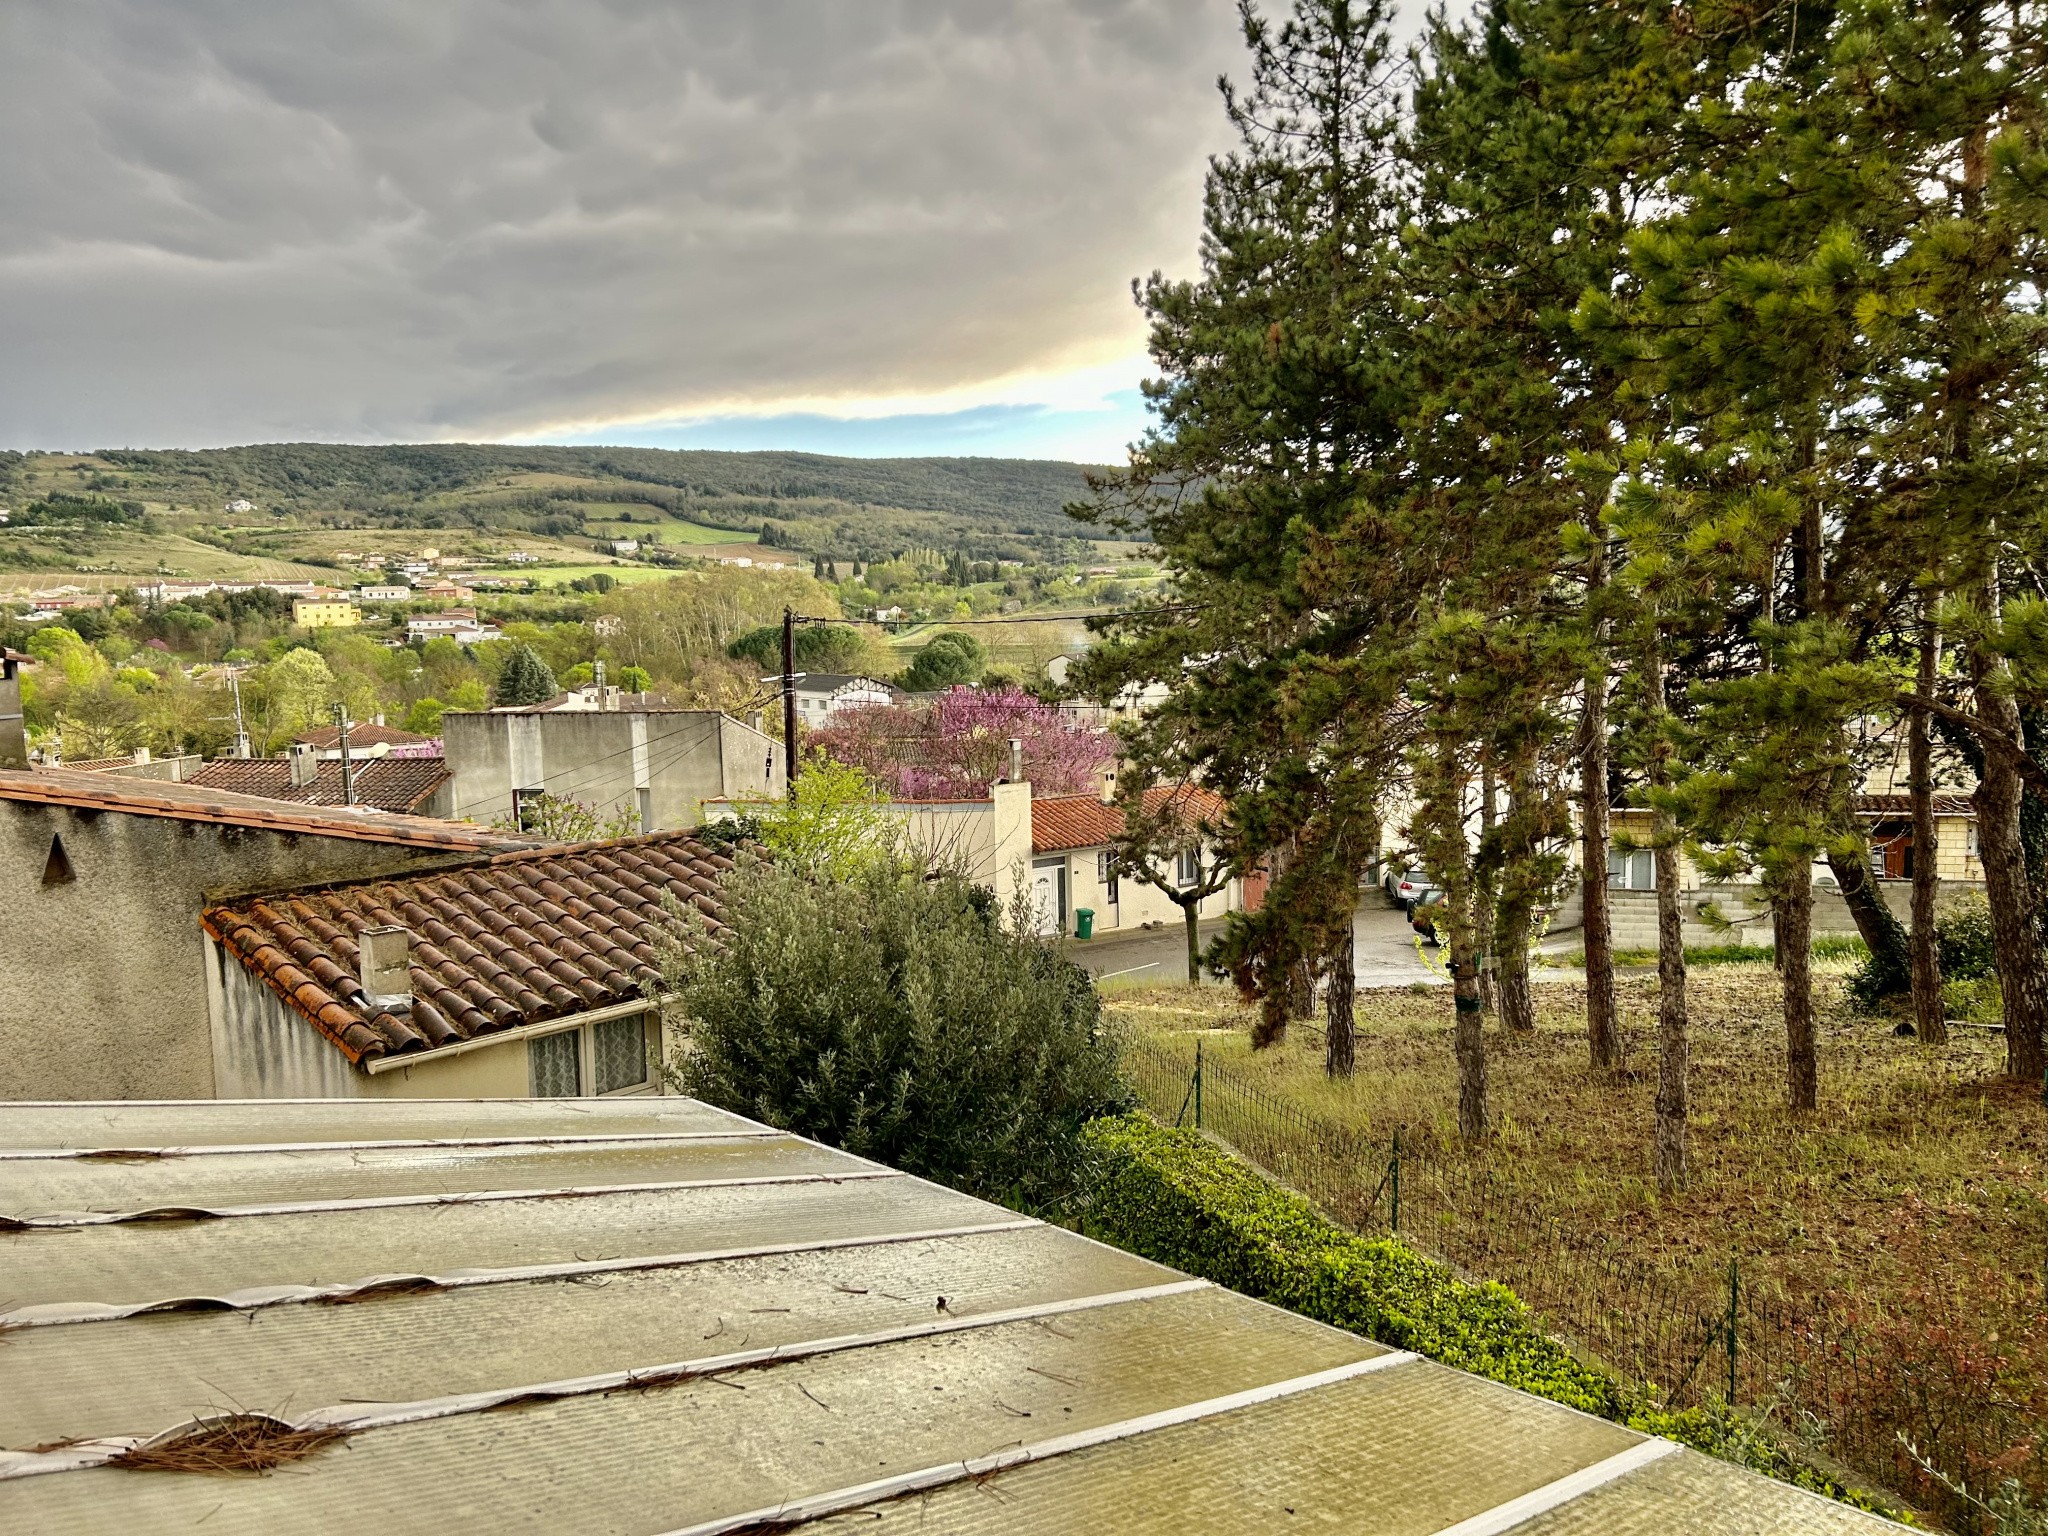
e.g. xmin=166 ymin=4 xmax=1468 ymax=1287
xmin=0 ymin=1098 xmax=1909 ymax=1533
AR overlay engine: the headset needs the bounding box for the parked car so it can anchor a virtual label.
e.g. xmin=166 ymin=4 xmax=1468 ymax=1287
xmin=1382 ymin=866 xmax=1439 ymax=913
xmin=1409 ymin=887 xmax=1446 ymax=946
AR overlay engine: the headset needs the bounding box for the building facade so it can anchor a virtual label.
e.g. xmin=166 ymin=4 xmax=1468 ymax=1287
xmin=202 ymin=831 xmax=731 ymax=1099
xmin=0 ymin=769 xmax=526 ymax=1100
xmin=442 ymin=702 xmax=782 ymax=832
xmin=292 ymin=598 xmax=361 ymax=628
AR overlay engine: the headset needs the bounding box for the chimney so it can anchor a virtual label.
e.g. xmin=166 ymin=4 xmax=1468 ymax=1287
xmin=1008 ymin=737 xmax=1023 ymax=785
xmin=133 ymin=746 xmax=151 ymax=765
xmin=0 ymin=650 xmax=25 ymax=770
xmin=358 ymin=925 xmax=413 ymax=1010
xmin=289 ymin=742 xmax=319 ymax=788
xmin=1099 ymin=766 xmax=1117 ymax=804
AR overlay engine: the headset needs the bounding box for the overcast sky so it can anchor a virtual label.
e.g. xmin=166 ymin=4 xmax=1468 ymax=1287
xmin=1 ymin=1 xmax=1249 ymax=461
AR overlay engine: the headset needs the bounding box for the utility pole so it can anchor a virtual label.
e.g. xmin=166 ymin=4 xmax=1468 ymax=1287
xmin=333 ymin=702 xmax=356 ymax=806
xmin=229 ymin=670 xmax=251 ymax=759
xmin=781 ymin=607 xmax=799 ymax=801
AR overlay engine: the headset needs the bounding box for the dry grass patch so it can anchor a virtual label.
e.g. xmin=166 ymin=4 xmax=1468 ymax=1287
xmin=1108 ymin=968 xmax=2048 ymax=1502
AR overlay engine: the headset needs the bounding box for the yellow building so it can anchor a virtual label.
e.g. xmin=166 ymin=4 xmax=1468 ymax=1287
xmin=292 ymin=598 xmax=362 ymax=628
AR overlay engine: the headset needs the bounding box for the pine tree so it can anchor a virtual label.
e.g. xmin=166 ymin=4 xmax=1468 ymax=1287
xmin=496 ymin=644 xmax=559 ymax=707
xmin=1074 ymin=0 xmax=1414 ymax=1052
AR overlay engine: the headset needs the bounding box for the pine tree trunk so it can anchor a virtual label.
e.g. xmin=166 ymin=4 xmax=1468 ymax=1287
xmin=1910 ymin=614 xmax=1946 ymax=1044
xmin=1779 ymin=863 xmax=1818 ymax=1113
xmin=1644 ymin=643 xmax=1688 ymax=1192
xmin=1453 ymin=919 xmax=1488 ymax=1141
xmin=1653 ymin=833 xmax=1689 ymax=1189
xmin=1826 ymin=844 xmax=1909 ymax=998
xmin=1288 ymin=958 xmax=1316 ymax=1021
xmin=1968 ymin=561 xmax=2048 ymax=1080
xmin=1326 ymin=921 xmax=1356 ymax=1079
xmin=1495 ymin=764 xmax=1537 ymax=1034
xmin=1477 ymin=763 xmax=1499 ymax=1014
xmin=1970 ymin=706 xmax=2048 ymax=1081
xmin=1580 ymin=609 xmax=1620 ymax=1070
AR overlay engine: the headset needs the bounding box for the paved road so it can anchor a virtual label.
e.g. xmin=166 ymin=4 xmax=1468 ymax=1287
xmin=1074 ymin=897 xmax=1443 ymax=988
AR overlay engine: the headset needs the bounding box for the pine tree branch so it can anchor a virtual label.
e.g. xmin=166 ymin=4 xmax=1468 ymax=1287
xmin=1894 ymin=692 xmax=2048 ymax=798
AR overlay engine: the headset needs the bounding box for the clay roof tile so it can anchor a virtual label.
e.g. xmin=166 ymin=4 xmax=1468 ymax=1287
xmin=201 ymin=829 xmax=730 ymax=1067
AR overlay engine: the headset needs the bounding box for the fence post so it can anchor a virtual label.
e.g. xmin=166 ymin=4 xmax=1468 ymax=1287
xmin=1193 ymin=1039 xmax=1204 ymax=1130
xmin=1390 ymin=1129 xmax=1402 ymax=1236
xmin=1726 ymin=1255 xmax=1740 ymax=1404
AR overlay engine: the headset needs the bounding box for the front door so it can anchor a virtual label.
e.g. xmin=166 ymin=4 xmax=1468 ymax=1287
xmin=1031 ymin=859 xmax=1066 ymax=937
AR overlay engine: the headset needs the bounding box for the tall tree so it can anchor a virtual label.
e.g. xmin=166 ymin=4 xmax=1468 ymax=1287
xmin=1073 ymin=0 xmax=1415 ymax=1042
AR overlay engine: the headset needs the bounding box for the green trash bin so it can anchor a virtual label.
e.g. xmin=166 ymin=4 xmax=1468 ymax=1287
xmin=1074 ymin=908 xmax=1095 ymax=941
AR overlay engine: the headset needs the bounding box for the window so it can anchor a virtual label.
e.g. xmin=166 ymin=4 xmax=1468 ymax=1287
xmin=593 ymin=1015 xmax=649 ymax=1095
xmin=512 ymin=786 xmax=547 ymax=835
xmin=529 ymin=1014 xmax=652 ymax=1098
xmin=529 ymin=1029 xmax=581 ymax=1097
xmin=1175 ymin=849 xmax=1201 ymax=889
xmin=1607 ymin=850 xmax=1654 ymax=890
xmin=1097 ymin=849 xmax=1119 ymax=905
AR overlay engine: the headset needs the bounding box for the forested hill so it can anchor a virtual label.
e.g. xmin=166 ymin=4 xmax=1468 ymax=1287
xmin=56 ymin=442 xmax=1106 ymax=558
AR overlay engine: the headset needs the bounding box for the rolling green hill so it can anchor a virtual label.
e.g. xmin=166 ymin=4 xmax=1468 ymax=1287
xmin=0 ymin=444 xmax=1105 ymax=569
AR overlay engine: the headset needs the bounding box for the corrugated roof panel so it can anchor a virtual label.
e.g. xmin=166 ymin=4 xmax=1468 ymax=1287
xmin=0 ymin=1100 xmax=1910 ymax=1533
xmin=0 ymin=1096 xmax=754 ymax=1152
xmin=1 ymin=1134 xmax=838 ymax=1220
xmin=1505 ymin=1443 xmax=1899 ymax=1534
xmin=3 ymin=1176 xmax=997 ymax=1321
xmin=0 ymin=1226 xmax=1173 ymax=1454
xmin=801 ymin=1358 xmax=1656 ymax=1535
xmin=0 ymin=1286 xmax=1380 ymax=1535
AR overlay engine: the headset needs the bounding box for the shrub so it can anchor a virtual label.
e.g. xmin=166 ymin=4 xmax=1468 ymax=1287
xmin=1077 ymin=1115 xmax=1616 ymax=1414
xmin=665 ymin=860 xmax=1130 ymax=1207
xmin=1077 ymin=1115 xmax=1906 ymax=1520
xmin=1849 ymin=895 xmax=1996 ymax=1015
xmin=1937 ymin=896 xmax=1997 ymax=981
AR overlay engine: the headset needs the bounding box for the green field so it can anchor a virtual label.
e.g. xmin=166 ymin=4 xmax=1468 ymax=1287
xmin=577 ymin=508 xmax=758 ymax=546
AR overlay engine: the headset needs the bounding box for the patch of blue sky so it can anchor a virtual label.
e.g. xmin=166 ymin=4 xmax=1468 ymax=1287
xmin=532 ymin=389 xmax=1152 ymax=465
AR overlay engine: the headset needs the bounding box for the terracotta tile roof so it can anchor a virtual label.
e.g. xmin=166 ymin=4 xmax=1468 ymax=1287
xmin=186 ymin=756 xmax=451 ymax=814
xmin=0 ymin=767 xmax=525 ymax=854
xmin=295 ymin=722 xmax=432 ymax=750
xmin=1031 ymin=785 xmax=1228 ymax=854
xmin=52 ymin=756 xmax=143 ymax=773
xmin=202 ymin=831 xmax=734 ymax=1065
xmin=1854 ymin=793 xmax=1977 ymax=817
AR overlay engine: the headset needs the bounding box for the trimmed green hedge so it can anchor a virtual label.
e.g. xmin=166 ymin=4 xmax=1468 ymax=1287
xmin=1078 ymin=1114 xmax=1616 ymax=1415
xmin=1077 ymin=1114 xmax=1907 ymax=1521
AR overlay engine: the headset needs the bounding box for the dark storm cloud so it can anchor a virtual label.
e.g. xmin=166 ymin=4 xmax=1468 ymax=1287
xmin=0 ymin=0 xmax=1242 ymax=447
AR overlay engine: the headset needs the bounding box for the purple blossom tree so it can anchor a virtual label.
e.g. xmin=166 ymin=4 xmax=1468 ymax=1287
xmin=811 ymin=685 xmax=1112 ymax=799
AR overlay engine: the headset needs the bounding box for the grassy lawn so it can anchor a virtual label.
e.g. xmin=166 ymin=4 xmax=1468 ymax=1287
xmin=578 ymin=509 xmax=758 ymax=545
xmin=1107 ymin=967 xmax=2047 ymax=1497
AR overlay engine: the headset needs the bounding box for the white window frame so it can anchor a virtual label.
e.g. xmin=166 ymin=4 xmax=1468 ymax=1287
xmin=528 ymin=1008 xmax=656 ymax=1098
xmin=1175 ymin=848 xmax=1201 ymax=890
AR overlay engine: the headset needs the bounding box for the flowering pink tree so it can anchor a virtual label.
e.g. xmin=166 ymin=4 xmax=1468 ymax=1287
xmin=812 ymin=685 xmax=1112 ymax=799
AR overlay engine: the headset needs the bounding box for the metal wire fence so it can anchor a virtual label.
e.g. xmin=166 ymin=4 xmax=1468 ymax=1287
xmin=1121 ymin=1032 xmax=2046 ymax=1514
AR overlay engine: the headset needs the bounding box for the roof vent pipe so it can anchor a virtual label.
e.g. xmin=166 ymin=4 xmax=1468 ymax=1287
xmin=288 ymin=742 xmax=319 ymax=788
xmin=1008 ymin=737 xmax=1023 ymax=786
xmin=358 ymin=925 xmax=413 ymax=1011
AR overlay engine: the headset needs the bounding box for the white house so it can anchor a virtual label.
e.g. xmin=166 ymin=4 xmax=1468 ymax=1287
xmin=407 ymin=609 xmax=495 ymax=645
xmin=358 ymin=585 xmax=413 ymax=602
xmin=767 ymin=673 xmax=901 ymax=726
